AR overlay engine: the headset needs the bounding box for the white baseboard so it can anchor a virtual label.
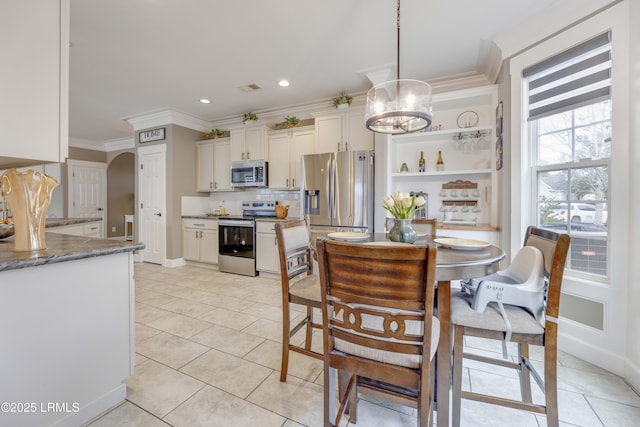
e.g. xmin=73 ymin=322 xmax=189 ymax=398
xmin=624 ymin=358 xmax=640 ymax=394
xmin=51 ymin=384 xmax=126 ymax=427
xmin=164 ymin=258 xmax=186 ymax=268
xmin=559 ymin=330 xmax=625 ymax=376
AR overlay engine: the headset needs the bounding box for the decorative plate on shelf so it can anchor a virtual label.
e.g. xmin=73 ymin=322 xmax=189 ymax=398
xmin=457 ymin=110 xmax=479 ymax=128
xmin=434 ymin=237 xmax=490 ymax=251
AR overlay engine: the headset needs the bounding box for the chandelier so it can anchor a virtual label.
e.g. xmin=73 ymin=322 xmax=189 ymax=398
xmin=364 ymin=0 xmax=433 ymax=134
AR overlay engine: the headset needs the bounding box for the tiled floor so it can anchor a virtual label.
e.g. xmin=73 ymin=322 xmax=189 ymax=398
xmin=88 ymin=262 xmax=640 ymax=426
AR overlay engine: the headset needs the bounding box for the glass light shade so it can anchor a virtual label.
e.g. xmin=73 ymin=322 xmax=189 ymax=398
xmin=364 ymin=79 xmax=433 ymax=134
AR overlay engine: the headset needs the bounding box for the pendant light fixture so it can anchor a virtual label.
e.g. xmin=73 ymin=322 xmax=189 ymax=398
xmin=364 ymin=0 xmax=433 ymax=134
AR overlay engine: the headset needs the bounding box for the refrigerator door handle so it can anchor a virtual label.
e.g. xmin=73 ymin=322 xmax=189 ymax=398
xmin=329 ymin=156 xmax=335 ymax=219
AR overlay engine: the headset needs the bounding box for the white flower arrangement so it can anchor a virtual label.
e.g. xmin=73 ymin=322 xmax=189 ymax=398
xmin=382 ymin=191 xmax=427 ymax=219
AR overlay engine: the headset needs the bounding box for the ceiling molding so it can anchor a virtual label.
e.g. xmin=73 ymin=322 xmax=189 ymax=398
xmin=69 ymin=137 xmax=106 ymax=152
xmin=429 ymin=73 xmax=493 ymax=94
xmin=104 ymin=137 xmax=135 ymax=152
xmin=125 ymin=109 xmax=210 ymax=132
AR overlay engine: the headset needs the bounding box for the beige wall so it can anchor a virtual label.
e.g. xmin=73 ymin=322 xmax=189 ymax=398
xmin=68 ymin=146 xmax=107 ymax=163
xmin=106 ymin=152 xmax=135 ymax=237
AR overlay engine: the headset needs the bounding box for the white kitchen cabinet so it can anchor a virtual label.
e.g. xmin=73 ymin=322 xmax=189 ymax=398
xmin=384 ymin=85 xmax=499 ymax=229
xmin=182 ymin=219 xmax=218 ymax=264
xmin=213 ymin=140 xmax=232 ymax=191
xmin=196 ymin=141 xmax=214 ymax=192
xmin=0 ymin=0 xmax=70 ymax=168
xmin=315 ymin=108 xmax=373 ymax=153
xmin=268 ymin=127 xmax=315 ymax=189
xmin=197 ymin=139 xmax=232 ymax=192
xmin=48 ymin=220 xmax=102 ymax=238
xmin=230 ymin=126 xmax=267 ymax=162
xmin=256 ymin=221 xmax=280 ymax=274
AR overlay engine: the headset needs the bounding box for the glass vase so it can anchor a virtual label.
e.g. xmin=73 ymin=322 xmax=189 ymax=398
xmin=388 ymin=218 xmax=418 ymax=244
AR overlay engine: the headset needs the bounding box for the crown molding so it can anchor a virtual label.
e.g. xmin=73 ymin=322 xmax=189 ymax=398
xmin=104 ymin=137 xmax=135 ymax=152
xmin=69 ymin=137 xmax=106 ymax=152
xmin=124 ymin=109 xmax=210 ymax=132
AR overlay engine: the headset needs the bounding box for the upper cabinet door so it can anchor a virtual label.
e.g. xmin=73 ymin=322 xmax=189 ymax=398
xmin=315 ymin=115 xmax=342 ymax=154
xmin=344 ymin=111 xmax=374 ymax=151
xmin=230 ymin=126 xmax=266 ymax=162
xmin=196 ymin=141 xmax=214 ymax=192
xmin=0 ymin=0 xmax=70 ymax=168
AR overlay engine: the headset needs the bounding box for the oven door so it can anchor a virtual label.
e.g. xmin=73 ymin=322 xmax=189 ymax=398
xmin=218 ymin=219 xmax=257 ymax=276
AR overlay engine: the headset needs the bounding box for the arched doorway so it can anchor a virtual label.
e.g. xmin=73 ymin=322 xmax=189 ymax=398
xmin=107 ymin=152 xmax=135 ymax=238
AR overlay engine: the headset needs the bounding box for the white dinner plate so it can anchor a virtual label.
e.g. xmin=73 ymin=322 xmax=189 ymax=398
xmin=362 ymin=241 xmax=413 ymax=247
xmin=434 ymin=237 xmax=490 ymax=251
xmin=327 ymin=232 xmax=370 ymax=242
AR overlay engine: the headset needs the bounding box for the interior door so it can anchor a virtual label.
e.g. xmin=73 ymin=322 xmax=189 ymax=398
xmin=68 ymin=160 xmax=106 ymax=236
xmin=138 ymin=144 xmax=166 ymax=265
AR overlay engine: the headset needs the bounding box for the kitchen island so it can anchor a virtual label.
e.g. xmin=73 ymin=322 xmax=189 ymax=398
xmin=0 ymin=233 xmax=143 ymax=427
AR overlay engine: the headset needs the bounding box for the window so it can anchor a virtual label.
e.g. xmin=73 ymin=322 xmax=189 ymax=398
xmin=525 ymin=33 xmax=611 ymax=278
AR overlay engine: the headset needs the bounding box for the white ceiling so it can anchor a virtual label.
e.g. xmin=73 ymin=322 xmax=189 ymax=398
xmin=68 ymin=0 xmax=569 ymax=144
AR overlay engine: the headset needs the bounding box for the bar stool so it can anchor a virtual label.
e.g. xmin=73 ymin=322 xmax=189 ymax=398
xmin=124 ymin=214 xmax=134 ymax=241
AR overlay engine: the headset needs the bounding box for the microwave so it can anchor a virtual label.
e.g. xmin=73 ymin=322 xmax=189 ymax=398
xmin=231 ymin=160 xmax=268 ymax=188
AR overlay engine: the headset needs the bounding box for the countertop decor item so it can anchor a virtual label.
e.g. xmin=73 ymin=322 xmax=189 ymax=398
xmin=275 ymin=204 xmax=289 ymax=219
xmin=1 ymin=168 xmax=59 ymax=251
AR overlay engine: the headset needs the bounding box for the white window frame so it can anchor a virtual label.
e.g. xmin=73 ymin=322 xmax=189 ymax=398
xmin=509 ymin=2 xmax=630 ymax=374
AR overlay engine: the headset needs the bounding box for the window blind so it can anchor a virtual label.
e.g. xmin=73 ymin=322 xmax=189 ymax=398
xmin=524 ymin=32 xmax=611 ymax=121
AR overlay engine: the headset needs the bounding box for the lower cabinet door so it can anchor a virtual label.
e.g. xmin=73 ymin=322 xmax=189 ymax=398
xmin=182 ymin=229 xmax=200 ymax=261
xmin=199 ymin=229 xmax=219 ymax=264
xmin=256 ymin=232 xmax=279 ymax=273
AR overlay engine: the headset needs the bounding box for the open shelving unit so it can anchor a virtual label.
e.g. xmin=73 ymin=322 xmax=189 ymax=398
xmin=380 ymin=85 xmax=500 ymax=236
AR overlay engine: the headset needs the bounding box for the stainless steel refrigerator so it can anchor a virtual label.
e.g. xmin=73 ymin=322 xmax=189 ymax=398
xmin=301 ymin=150 xmax=374 ymax=236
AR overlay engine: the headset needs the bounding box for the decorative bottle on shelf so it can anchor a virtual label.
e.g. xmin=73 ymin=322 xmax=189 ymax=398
xmin=418 ymin=151 xmax=425 ymax=173
xmin=436 ymin=150 xmax=444 ymax=171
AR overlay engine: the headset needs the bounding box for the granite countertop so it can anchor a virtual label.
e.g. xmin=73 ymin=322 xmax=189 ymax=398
xmin=182 ymin=214 xmax=229 ymax=219
xmin=0 ymin=233 xmax=144 ymax=272
xmin=0 ymin=217 xmax=102 ymax=239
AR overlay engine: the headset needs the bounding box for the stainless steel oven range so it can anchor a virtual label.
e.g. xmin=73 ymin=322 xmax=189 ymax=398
xmin=218 ymin=201 xmax=276 ymax=276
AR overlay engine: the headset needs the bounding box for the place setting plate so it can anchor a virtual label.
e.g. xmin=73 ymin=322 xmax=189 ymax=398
xmin=327 ymin=232 xmax=370 ymax=242
xmin=434 ymin=238 xmax=490 ymax=251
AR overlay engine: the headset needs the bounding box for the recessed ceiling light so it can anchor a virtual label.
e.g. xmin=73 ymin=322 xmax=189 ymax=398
xmin=278 ymin=80 xmax=290 ymax=87
xmin=200 ymin=98 xmax=211 ymax=104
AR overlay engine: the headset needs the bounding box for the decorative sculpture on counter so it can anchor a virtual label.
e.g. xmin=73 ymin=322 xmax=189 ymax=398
xmin=0 ymin=168 xmax=59 ymax=252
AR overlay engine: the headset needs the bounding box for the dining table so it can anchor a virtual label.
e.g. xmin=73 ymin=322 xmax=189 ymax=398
xmin=324 ymin=232 xmax=506 ymax=427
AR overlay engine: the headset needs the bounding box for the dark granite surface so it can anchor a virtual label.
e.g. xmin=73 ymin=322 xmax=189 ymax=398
xmin=181 ymin=214 xmax=228 ymax=219
xmin=0 ymin=218 xmax=102 ymax=239
xmin=0 ymin=233 xmax=144 ymax=272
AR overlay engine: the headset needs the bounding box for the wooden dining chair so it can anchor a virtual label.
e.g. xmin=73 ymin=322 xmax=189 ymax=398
xmin=385 ymin=217 xmax=438 ymax=237
xmin=450 ymin=226 xmax=570 ymax=427
xmin=274 ymin=219 xmax=323 ymax=382
xmin=316 ymin=238 xmax=439 ymax=427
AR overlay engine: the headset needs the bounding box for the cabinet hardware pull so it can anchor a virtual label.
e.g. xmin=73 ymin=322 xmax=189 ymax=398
xmin=210 ymin=182 xmax=213 ymax=189
xmin=337 ymin=142 xmax=341 ymax=151
xmin=286 ymin=178 xmax=289 ymax=187
xmin=345 ymin=141 xmax=349 ymax=151
xmin=292 ymin=178 xmax=295 ymax=187
xmin=242 ymin=152 xmax=245 ymax=160
xmin=194 ymin=223 xmax=205 ymax=227
xmin=247 ymin=151 xmax=250 ymax=159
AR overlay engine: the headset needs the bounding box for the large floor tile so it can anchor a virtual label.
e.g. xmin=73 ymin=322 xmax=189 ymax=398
xmin=146 ymin=312 xmax=212 ymax=338
xmin=159 ymin=298 xmax=215 ymax=318
xmin=87 ymin=401 xmax=168 ymax=427
xmin=345 ymin=398 xmax=417 ymax=427
xmin=198 ymin=306 xmax=261 ymax=330
xmin=585 ymin=395 xmax=640 ymax=427
xmin=135 ymin=322 xmax=162 ymax=345
xmin=180 ymin=348 xmax=273 ymax=398
xmin=243 ymin=338 xmax=323 ymax=382
xmin=459 ymin=398 xmax=539 ymax=427
xmin=247 ymin=371 xmax=324 ymax=427
xmin=163 ymin=385 xmax=286 ymax=427
xmin=190 ymin=324 xmax=265 ymax=357
xmin=136 ymin=332 xmax=210 ymax=369
xmin=125 ymin=359 xmax=205 ymax=418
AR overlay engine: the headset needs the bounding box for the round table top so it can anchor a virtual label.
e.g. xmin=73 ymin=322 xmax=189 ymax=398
xmin=321 ymin=233 xmax=506 ymax=281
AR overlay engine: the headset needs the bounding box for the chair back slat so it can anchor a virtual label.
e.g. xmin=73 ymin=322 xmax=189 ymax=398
xmin=275 ymin=219 xmax=314 ymax=282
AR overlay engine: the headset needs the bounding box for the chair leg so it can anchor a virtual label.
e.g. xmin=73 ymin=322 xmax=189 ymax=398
xmin=305 ymin=306 xmax=313 ymax=351
xmin=280 ymin=303 xmax=291 ymax=382
xmin=452 ymin=325 xmax=465 ymax=427
xmin=326 ymin=366 xmax=337 ymax=427
xmin=519 ymin=343 xmax=532 ymax=403
xmin=544 ymin=345 xmax=560 ymax=427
